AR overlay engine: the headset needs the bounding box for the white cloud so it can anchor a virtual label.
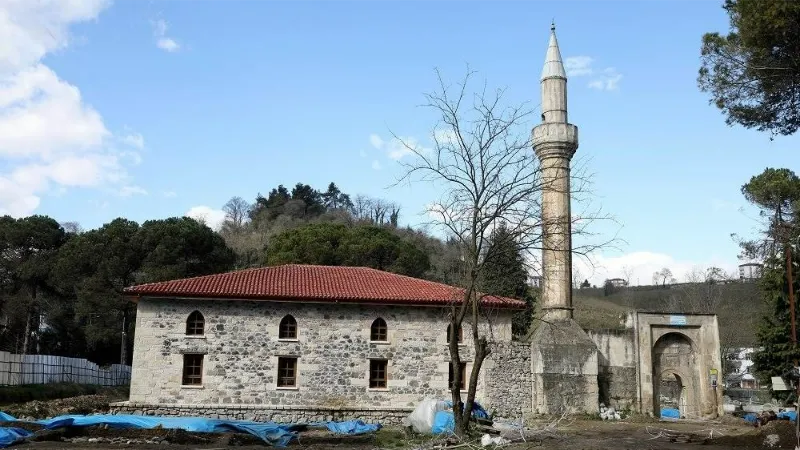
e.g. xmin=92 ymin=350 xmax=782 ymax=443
xmin=151 ymin=19 xmax=180 ymax=52
xmin=0 ymin=1 xmax=143 ymax=217
xmin=157 ymin=38 xmax=180 ymax=53
xmin=587 ymin=68 xmax=622 ymax=92
xmin=571 ymin=251 xmax=739 ymax=287
xmin=186 ymin=206 xmax=226 ymax=231
xmin=121 ymin=132 xmax=145 ymax=149
xmin=369 ymin=133 xmax=427 ymax=161
xmin=564 ymin=56 xmax=594 ymax=77
xmin=163 ymin=190 xmax=177 ymax=198
xmin=369 ymin=134 xmax=383 ymax=150
xmin=371 ymin=160 xmax=382 ymax=170
xmin=563 ymin=55 xmax=622 ymax=91
xmin=118 ymin=185 xmax=147 ymax=197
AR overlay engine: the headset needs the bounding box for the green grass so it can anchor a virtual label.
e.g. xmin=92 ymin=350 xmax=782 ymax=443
xmin=0 ymin=383 xmax=129 ymax=406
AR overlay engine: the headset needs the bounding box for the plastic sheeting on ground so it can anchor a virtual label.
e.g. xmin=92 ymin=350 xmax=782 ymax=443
xmin=0 ymin=427 xmax=32 ymax=448
xmin=0 ymin=412 xmax=382 ymax=448
xmin=313 ymin=420 xmax=381 ymax=435
xmin=432 ymin=410 xmax=455 ymax=434
xmin=405 ymin=399 xmax=490 ymax=435
xmin=660 ymin=408 xmax=680 ymax=419
xmin=743 ymin=413 xmax=758 ymax=424
xmin=777 ymin=411 xmax=797 ymax=422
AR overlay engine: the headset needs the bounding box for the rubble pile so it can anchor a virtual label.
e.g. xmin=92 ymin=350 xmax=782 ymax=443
xmin=599 ymin=403 xmax=622 ymax=421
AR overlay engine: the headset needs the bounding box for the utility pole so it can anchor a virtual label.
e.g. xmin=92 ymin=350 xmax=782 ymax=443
xmin=120 ymin=307 xmax=128 ymax=366
xmin=787 ymin=242 xmax=798 ymax=450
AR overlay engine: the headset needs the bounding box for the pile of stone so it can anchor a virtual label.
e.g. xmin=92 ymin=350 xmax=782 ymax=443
xmin=62 ymin=436 xmax=167 ymax=445
xmin=599 ymin=404 xmax=622 ymax=420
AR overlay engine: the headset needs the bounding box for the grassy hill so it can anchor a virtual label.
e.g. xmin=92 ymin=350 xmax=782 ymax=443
xmin=572 ymin=281 xmax=765 ymax=347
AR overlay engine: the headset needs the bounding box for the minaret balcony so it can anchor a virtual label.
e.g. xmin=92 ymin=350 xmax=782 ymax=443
xmin=532 ymin=123 xmax=579 ymax=159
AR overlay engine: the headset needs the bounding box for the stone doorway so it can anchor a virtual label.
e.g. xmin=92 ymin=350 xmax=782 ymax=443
xmin=653 ymin=332 xmax=697 ymax=418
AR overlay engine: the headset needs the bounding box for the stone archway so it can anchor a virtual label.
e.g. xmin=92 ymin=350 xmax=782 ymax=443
xmin=653 ymin=332 xmax=698 ymax=418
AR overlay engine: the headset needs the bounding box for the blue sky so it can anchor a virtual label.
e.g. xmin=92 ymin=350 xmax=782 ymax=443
xmin=0 ymin=0 xmax=796 ymax=286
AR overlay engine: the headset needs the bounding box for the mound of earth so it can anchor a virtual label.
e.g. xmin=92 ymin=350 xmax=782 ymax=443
xmin=1 ymin=392 xmax=126 ymax=420
xmin=711 ymin=420 xmax=797 ymax=448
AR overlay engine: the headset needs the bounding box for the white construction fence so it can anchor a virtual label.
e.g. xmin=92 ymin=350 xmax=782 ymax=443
xmin=0 ymin=351 xmax=130 ymax=386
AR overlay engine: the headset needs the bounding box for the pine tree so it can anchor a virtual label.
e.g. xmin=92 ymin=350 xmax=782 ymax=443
xmin=480 ymin=223 xmax=536 ymax=337
xmin=752 ymin=246 xmax=800 ymax=389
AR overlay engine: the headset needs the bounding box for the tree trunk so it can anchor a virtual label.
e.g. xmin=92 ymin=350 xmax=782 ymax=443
xmin=21 ymin=309 xmax=31 ymax=355
xmin=449 ymin=313 xmax=466 ymax=436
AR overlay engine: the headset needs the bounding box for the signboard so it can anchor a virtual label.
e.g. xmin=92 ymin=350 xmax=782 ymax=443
xmin=709 ymin=369 xmax=718 ymax=388
xmin=669 ymin=315 xmax=687 ymax=326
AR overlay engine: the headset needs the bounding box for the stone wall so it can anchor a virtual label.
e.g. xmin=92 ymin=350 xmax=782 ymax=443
xmin=109 ymin=402 xmax=410 ymax=425
xmin=587 ymin=329 xmax=638 ymax=411
xmin=128 ymin=298 xmax=514 ymax=412
xmin=483 ymin=341 xmax=532 ymax=419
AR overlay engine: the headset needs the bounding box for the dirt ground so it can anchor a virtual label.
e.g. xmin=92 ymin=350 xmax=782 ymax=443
xmin=7 ymin=418 xmax=799 ymax=450
xmin=1 ymin=393 xmax=796 ymax=449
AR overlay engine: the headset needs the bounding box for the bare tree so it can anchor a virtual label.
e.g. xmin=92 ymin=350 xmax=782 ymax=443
xmin=652 ymin=267 xmax=675 ymax=287
xmin=223 ymin=196 xmax=251 ymax=229
xmin=60 ymin=221 xmax=83 ymax=234
xmin=572 ymin=265 xmax=583 ymax=290
xmin=394 ymin=68 xmax=613 ymax=436
xmin=621 ymin=265 xmax=634 ymax=286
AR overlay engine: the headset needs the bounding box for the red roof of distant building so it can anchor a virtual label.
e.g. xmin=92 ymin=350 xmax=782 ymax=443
xmin=124 ymin=264 xmax=526 ymax=309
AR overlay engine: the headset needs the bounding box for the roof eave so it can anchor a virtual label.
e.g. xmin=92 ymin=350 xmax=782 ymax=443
xmin=124 ymin=292 xmax=527 ymax=310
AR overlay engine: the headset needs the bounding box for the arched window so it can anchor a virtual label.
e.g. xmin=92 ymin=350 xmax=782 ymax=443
xmin=279 ymin=315 xmax=297 ymax=340
xmin=370 ymin=318 xmax=388 ymax=342
xmin=186 ymin=311 xmax=204 ymax=336
xmin=447 ymin=324 xmax=463 ymax=344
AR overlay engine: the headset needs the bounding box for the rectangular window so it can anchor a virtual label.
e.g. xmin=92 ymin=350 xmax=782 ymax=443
xmin=277 ymin=357 xmax=298 ymax=387
xmin=369 ymin=359 xmax=388 ymax=389
xmin=449 ymin=362 xmax=467 ymax=391
xmin=182 ymin=354 xmax=204 ymax=386
xmin=448 ymin=324 xmax=463 ymax=344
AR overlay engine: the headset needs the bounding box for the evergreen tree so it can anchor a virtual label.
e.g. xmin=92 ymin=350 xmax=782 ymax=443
xmin=742 ymin=168 xmax=800 ymax=388
xmin=752 ymin=248 xmax=800 ymax=388
xmin=480 ymin=223 xmax=536 ymax=337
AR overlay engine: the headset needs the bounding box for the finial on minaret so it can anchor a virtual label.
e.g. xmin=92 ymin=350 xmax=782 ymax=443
xmin=551 ymin=19 xmax=555 ymax=31
xmin=541 ymin=23 xmax=567 ymax=81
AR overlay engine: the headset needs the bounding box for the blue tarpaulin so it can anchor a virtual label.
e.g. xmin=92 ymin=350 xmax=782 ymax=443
xmin=743 ymin=413 xmax=758 ymax=424
xmin=0 ymin=427 xmax=31 ymax=448
xmin=660 ymin=408 xmax=680 ymax=419
xmin=777 ymin=411 xmax=797 ymax=422
xmin=0 ymin=412 xmax=382 ymax=448
xmin=314 ymin=420 xmax=381 ymax=435
xmin=431 ymin=410 xmax=454 ymax=434
xmin=431 ymin=401 xmax=490 ymax=435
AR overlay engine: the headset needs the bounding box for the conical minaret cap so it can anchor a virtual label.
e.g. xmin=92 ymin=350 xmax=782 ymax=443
xmin=541 ymin=23 xmax=567 ymax=81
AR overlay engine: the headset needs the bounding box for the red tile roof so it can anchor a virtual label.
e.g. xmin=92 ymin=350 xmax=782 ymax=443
xmin=124 ymin=264 xmax=526 ymax=309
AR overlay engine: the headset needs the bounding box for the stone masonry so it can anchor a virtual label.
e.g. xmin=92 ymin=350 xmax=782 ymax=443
xmin=117 ymin=297 xmax=516 ymax=423
xmin=483 ymin=341 xmax=532 ymax=418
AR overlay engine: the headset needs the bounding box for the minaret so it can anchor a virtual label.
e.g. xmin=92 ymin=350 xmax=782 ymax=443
xmin=532 ymin=22 xmax=579 ymax=322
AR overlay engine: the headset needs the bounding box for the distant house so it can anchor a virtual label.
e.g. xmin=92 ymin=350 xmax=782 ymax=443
xmin=605 ymin=278 xmax=628 ymax=288
xmin=725 ymin=348 xmax=761 ymax=390
xmin=739 ymin=263 xmax=763 ymax=281
xmin=114 ymin=264 xmax=525 ymax=423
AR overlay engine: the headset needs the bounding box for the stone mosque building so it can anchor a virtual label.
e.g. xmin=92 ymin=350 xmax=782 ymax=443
xmin=111 ymin=26 xmax=723 ymax=423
